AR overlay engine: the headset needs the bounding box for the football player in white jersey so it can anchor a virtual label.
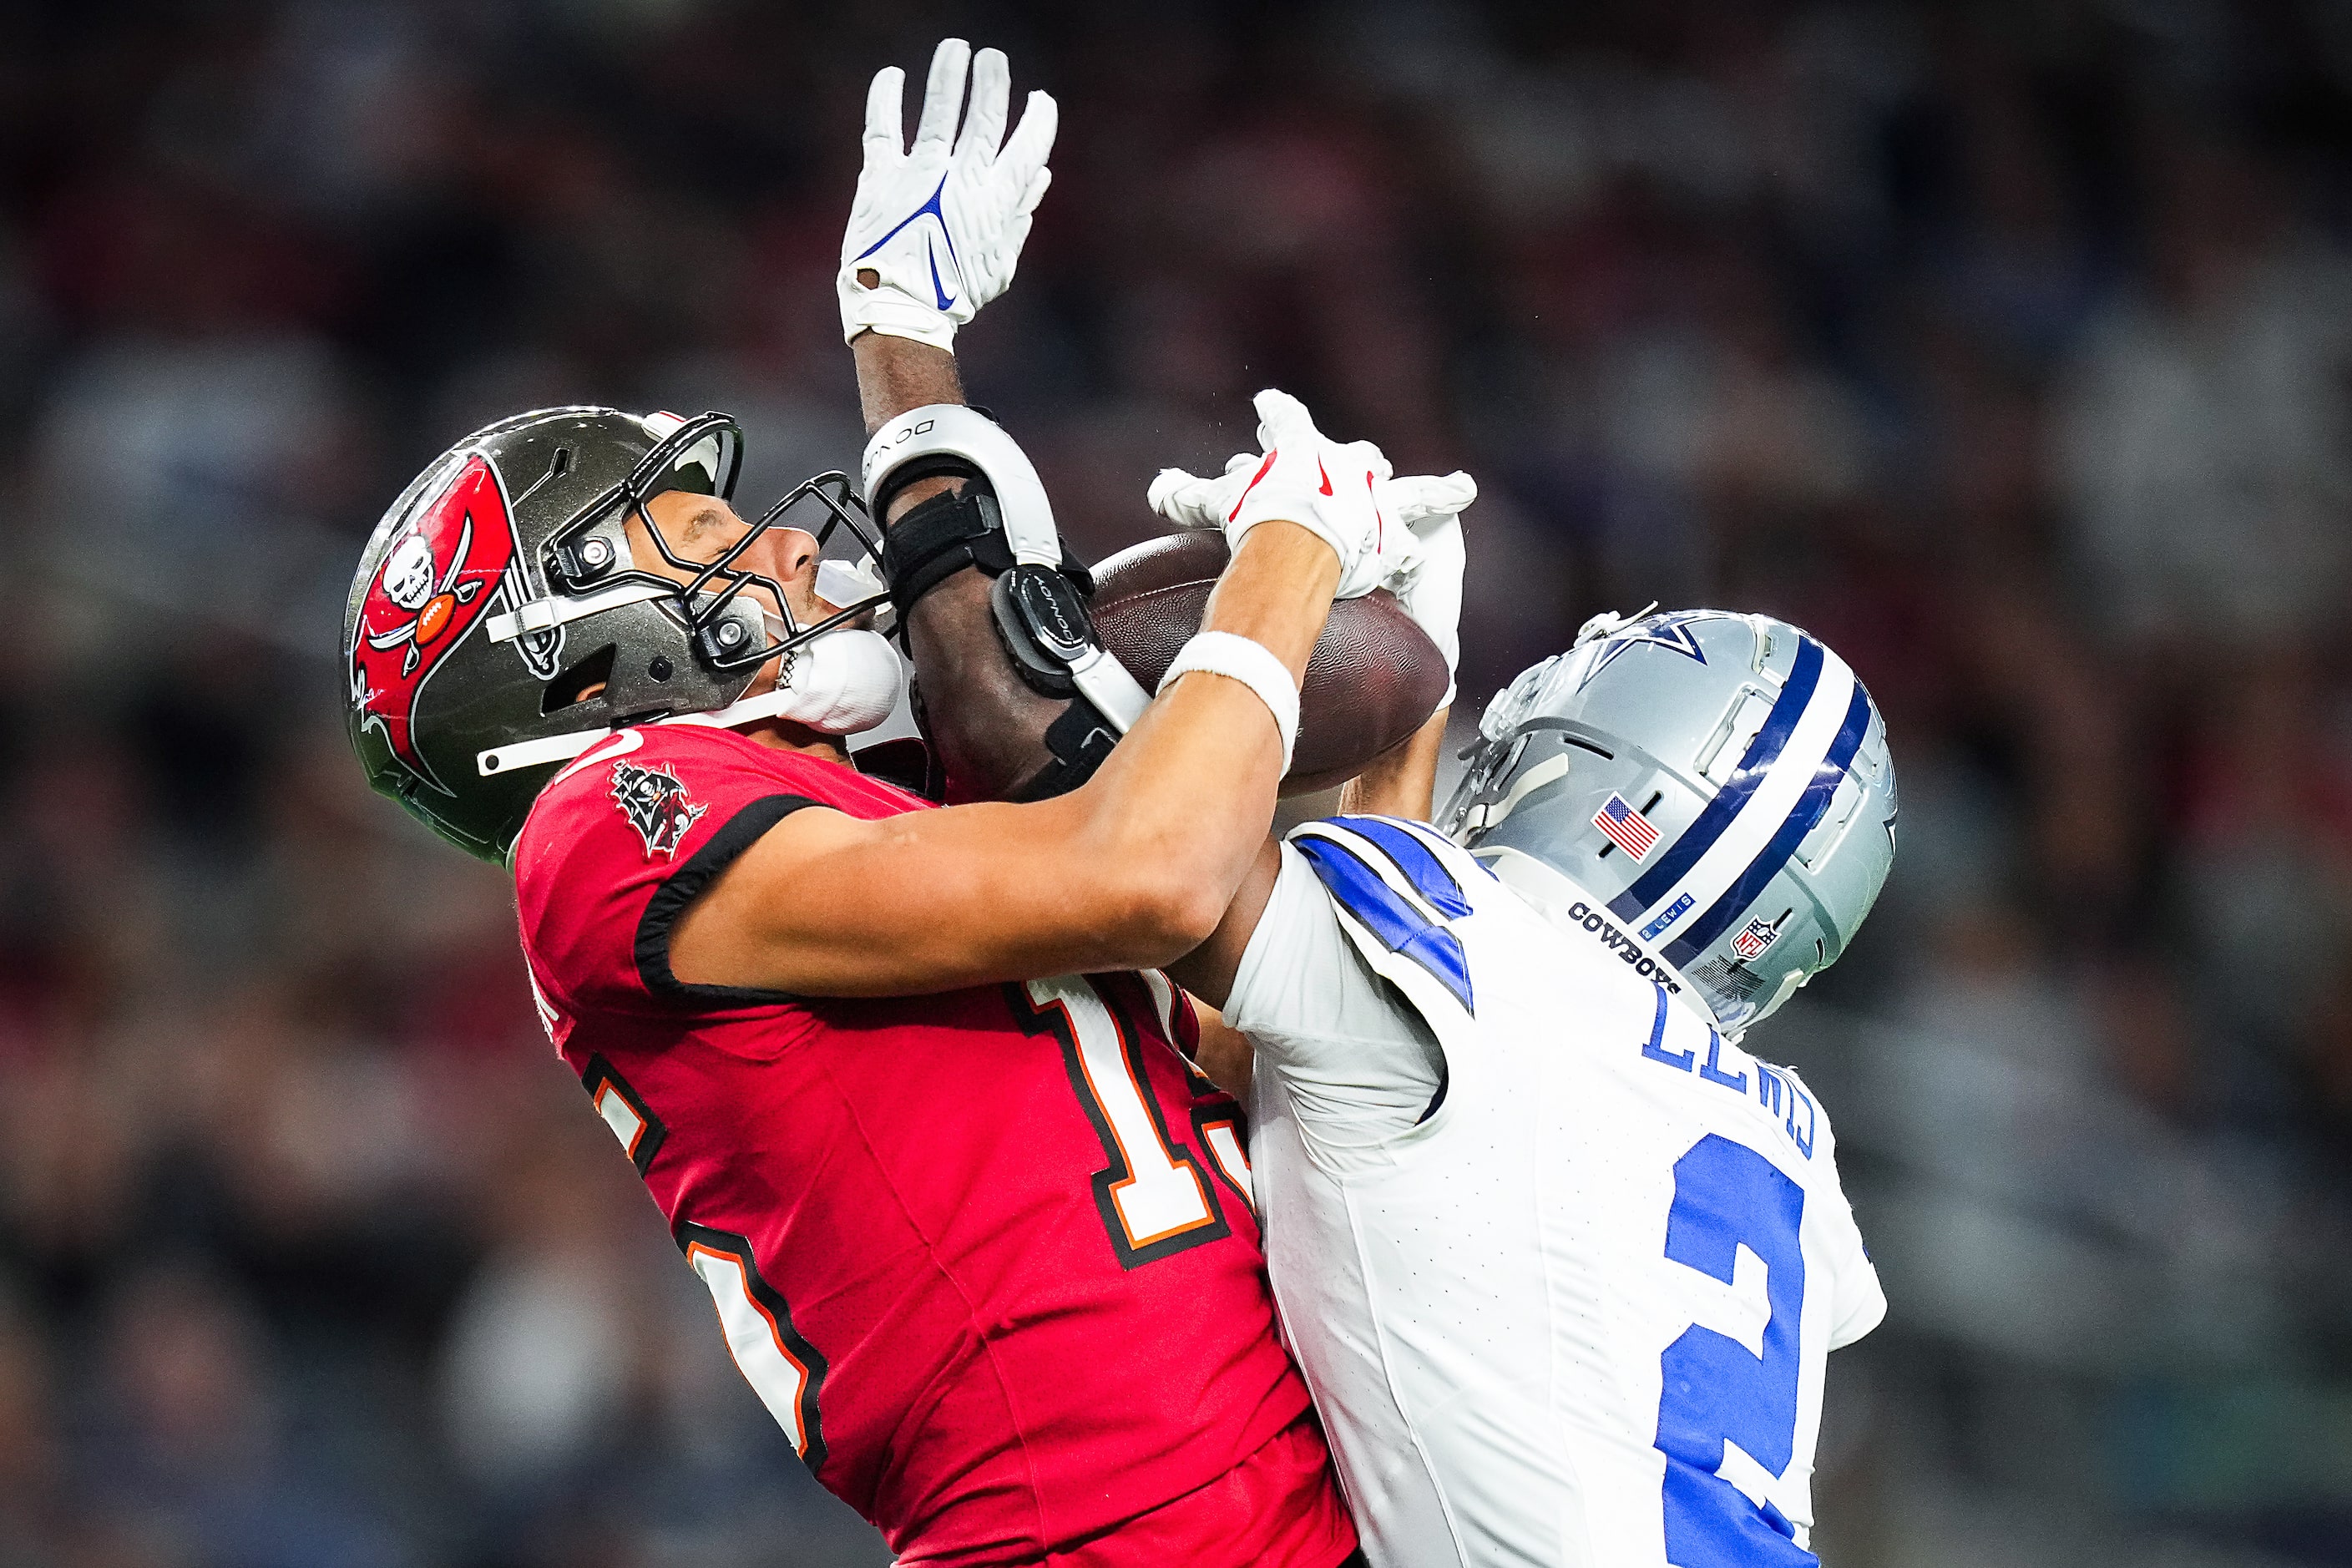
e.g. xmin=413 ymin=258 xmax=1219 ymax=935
xmin=791 ymin=46 xmax=1889 ymax=1555
xmin=1150 ymin=459 xmax=1894 ymax=1568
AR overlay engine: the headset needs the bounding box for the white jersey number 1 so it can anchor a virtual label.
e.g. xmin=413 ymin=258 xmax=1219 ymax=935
xmin=1021 ymin=976 xmax=1229 ymax=1269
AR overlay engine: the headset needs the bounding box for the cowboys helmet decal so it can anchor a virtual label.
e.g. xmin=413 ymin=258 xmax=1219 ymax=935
xmin=349 ymin=453 xmax=519 ymax=793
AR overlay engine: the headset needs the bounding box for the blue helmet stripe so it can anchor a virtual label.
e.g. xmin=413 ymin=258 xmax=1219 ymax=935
xmin=1330 ymin=815 xmax=1473 ymax=918
xmin=1293 ymin=834 xmax=1474 ymax=1014
xmin=1609 ymin=639 xmax=1825 ymax=922
xmin=1662 ymin=682 xmax=1873 ymax=968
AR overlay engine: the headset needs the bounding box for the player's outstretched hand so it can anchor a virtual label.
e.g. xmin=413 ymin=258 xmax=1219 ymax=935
xmin=1146 ymin=389 xmax=1417 ymax=599
xmin=839 ymin=38 xmax=1057 ymax=350
xmin=1382 ymin=470 xmax=1475 ymax=708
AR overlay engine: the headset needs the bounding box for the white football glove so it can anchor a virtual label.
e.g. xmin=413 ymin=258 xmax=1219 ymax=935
xmin=1146 ymin=389 xmax=1417 ymax=599
xmin=838 ymin=39 xmax=1056 ymax=350
xmin=1380 ymin=471 xmax=1476 ymax=709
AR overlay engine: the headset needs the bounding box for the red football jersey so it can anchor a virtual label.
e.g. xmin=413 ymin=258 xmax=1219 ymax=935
xmin=509 ymin=723 xmax=1354 ymax=1568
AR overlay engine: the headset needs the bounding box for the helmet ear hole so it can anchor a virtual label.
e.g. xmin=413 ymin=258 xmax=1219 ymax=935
xmin=542 ymin=644 xmax=617 ymax=714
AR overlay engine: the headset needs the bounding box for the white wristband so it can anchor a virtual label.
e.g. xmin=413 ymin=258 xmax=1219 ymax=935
xmin=1157 ymin=630 xmax=1301 ymax=776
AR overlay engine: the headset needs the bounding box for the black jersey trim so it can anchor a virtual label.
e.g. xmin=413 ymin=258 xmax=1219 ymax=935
xmin=579 ymin=1054 xmax=668 ymax=1175
xmin=635 ymin=793 xmax=820 ymax=1006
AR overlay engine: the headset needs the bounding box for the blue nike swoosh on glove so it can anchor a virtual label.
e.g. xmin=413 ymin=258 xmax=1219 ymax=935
xmin=853 ymin=174 xmax=963 ymax=310
xmin=924 ymin=233 xmax=957 ymax=310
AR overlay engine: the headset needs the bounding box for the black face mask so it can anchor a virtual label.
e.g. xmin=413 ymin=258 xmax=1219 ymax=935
xmin=543 ymin=412 xmax=890 ymax=678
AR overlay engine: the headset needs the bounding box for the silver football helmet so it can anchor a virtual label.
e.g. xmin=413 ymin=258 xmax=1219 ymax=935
xmin=1440 ymin=609 xmax=1897 ymax=1035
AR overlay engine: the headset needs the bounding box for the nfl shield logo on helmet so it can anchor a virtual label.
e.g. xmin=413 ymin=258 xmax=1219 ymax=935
xmin=1732 ymin=916 xmax=1781 ymax=962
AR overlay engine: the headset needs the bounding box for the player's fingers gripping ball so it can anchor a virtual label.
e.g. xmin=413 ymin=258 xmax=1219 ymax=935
xmin=1381 ymin=470 xmax=1477 ymax=708
xmin=839 ymin=38 xmax=1059 ymax=350
xmin=1144 ymin=452 xmax=1257 ymax=531
xmin=1147 ymin=389 xmax=1417 ymax=599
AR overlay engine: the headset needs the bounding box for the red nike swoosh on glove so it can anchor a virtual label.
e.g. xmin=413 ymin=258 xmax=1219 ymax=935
xmin=1318 ymin=459 xmax=1333 ymax=497
xmin=1229 ymin=450 xmax=1280 ymax=524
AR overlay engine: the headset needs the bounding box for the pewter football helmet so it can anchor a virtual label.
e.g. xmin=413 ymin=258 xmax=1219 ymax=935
xmin=1440 ymin=609 xmax=1896 ymax=1035
xmin=344 ymin=407 xmax=886 ymax=863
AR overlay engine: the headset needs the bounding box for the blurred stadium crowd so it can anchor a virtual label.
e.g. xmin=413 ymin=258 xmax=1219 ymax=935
xmin=2 ymin=1 xmax=2351 ymax=1564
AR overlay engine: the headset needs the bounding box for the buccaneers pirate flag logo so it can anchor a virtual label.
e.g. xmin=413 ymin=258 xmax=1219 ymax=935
xmin=609 ymin=759 xmax=706 ymax=859
xmin=350 ymin=453 xmax=518 ymax=792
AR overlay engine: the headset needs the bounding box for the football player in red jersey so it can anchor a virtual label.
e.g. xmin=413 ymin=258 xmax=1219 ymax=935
xmin=341 ymin=40 xmax=1448 ymax=1568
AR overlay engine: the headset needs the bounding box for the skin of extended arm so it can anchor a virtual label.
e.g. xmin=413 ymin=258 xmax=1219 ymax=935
xmin=1186 ymin=999 xmax=1255 ymax=1102
xmin=853 ymin=330 xmax=964 ymax=438
xmin=671 ymin=522 xmax=1341 ymax=995
xmin=1338 ymin=706 xmax=1449 ymax=820
xmin=1166 ymin=704 xmax=1452 ymax=1009
xmin=852 ymin=331 xmax=1065 ymax=800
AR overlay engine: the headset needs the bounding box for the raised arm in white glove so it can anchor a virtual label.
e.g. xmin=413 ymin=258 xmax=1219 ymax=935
xmin=1381 ymin=472 xmax=1475 ymax=708
xmin=839 ymin=38 xmax=1056 ymax=350
xmin=1146 ymin=389 xmax=1418 ymax=599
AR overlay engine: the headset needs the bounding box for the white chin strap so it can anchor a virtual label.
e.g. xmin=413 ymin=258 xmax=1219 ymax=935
xmin=680 ymin=627 xmax=906 ymax=737
xmin=476 ymin=628 xmax=908 ymax=778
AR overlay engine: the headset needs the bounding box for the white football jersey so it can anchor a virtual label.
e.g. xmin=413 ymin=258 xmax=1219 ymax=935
xmin=1225 ymin=816 xmax=1884 ymax=1568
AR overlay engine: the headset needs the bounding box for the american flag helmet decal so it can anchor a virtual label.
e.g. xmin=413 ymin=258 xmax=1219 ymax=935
xmin=1592 ymin=794 xmax=1661 ymax=858
xmin=1440 ymin=609 xmax=1896 ymax=1036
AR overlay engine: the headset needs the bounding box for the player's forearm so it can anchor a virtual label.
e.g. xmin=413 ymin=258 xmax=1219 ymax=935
xmin=1063 ymin=520 xmax=1338 ymax=928
xmin=682 ymin=682 xmax=1305 ymax=994
xmin=1338 ymin=705 xmax=1449 ymax=821
xmin=847 ymin=333 xmax=1070 ymax=800
xmin=688 ymin=524 xmax=1339 ymax=994
xmin=852 ymin=332 xmax=973 ymax=525
xmin=907 ymin=521 xmax=1338 ymax=976
xmin=1063 ymin=526 xmax=1354 ymax=992
xmin=853 ymin=331 xmax=964 ymax=438
xmin=843 ymin=665 xmax=1300 ymax=984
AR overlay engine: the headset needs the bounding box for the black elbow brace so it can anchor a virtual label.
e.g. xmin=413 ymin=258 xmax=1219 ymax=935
xmin=1009 ymin=702 xmax=1122 ymax=802
xmin=878 ymin=475 xmax=1095 ymax=621
xmin=878 ymin=475 xmax=1125 ymax=800
xmin=863 ymin=405 xmax=1151 ymax=799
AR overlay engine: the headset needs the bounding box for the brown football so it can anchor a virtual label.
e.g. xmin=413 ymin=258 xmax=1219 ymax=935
xmin=1090 ymin=530 xmax=1448 ymax=794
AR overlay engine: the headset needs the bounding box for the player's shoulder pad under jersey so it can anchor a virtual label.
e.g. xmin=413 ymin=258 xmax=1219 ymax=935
xmin=516 ymin=724 xmax=887 ymax=881
xmin=516 ymin=727 xmax=755 ymax=878
xmin=510 ymin=726 xmax=864 ymax=1014
xmin=1286 ymin=815 xmax=1495 ymax=1018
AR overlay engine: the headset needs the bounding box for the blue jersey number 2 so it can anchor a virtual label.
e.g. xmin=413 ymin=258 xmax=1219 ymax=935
xmin=1657 ymin=1134 xmax=1815 ymax=1567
